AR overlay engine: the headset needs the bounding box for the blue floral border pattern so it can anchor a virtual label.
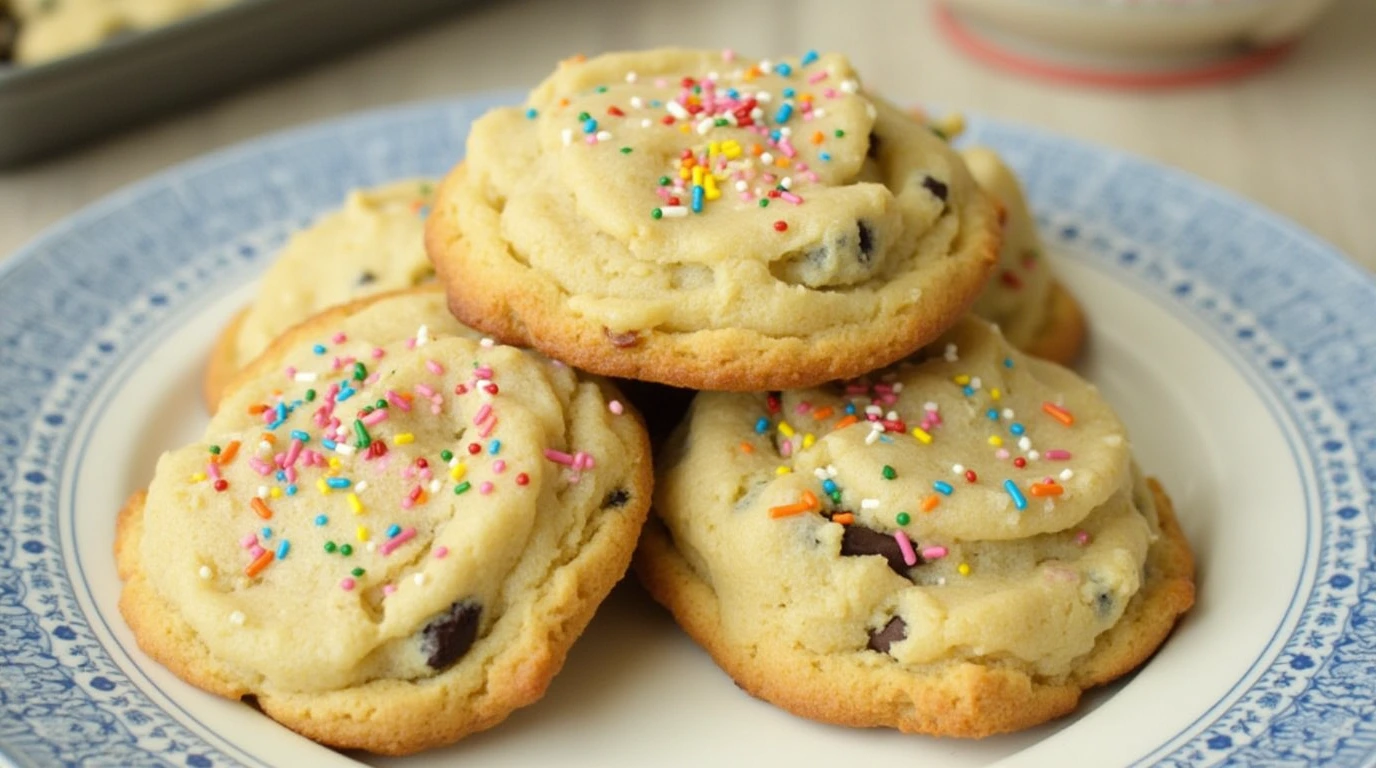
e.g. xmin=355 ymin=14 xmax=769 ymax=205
xmin=0 ymin=98 xmax=1373 ymax=767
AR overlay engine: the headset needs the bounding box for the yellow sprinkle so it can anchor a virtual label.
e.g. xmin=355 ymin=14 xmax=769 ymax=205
xmin=988 ymin=435 xmax=1003 ymax=447
xmin=450 ymin=463 xmax=467 ymax=481
xmin=708 ymin=140 xmax=720 ymax=157
xmin=775 ymin=466 xmax=791 ymax=476
xmin=679 ymin=124 xmax=690 ymax=133
xmin=328 ymin=457 xmax=341 ymax=470
xmin=953 ymin=374 xmax=971 ymax=386
xmin=269 ymin=487 xmax=283 ymax=499
xmin=935 ymin=112 xmax=966 ymax=140
xmin=990 ymin=387 xmax=1002 ymax=401
xmin=190 ymin=472 xmax=207 ymax=483
xmin=692 ymin=166 xmax=704 ymax=186
xmin=679 ymin=167 xmax=692 ymax=180
xmin=348 ymin=492 xmax=364 ymax=514
xmin=356 ymin=526 xmax=369 ymax=542
xmin=802 ymin=433 xmax=816 ymax=449
xmin=958 ymin=562 xmax=971 ymax=576
xmin=911 ymin=427 xmax=933 ymax=444
xmin=317 ymin=478 xmax=329 ymax=495
xmin=394 ymin=433 xmax=415 ymax=445
xmin=778 ymin=421 xmax=795 ymax=438
xmin=722 ymin=140 xmax=742 ymax=159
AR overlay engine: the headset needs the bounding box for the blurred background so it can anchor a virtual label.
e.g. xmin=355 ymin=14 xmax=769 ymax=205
xmin=0 ymin=0 xmax=1370 ymax=267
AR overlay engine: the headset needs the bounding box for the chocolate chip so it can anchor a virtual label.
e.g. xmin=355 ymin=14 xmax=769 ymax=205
xmin=921 ymin=176 xmax=948 ymax=203
xmin=841 ymin=526 xmax=919 ymax=577
xmin=356 ymin=270 xmax=378 ymax=286
xmin=857 ymin=221 xmax=875 ymax=264
xmin=421 ymin=600 xmax=481 ymax=670
xmin=1095 ymin=590 xmax=1115 ymax=618
xmin=601 ymin=488 xmax=630 ymax=509
xmin=866 ymin=132 xmax=881 ymax=159
xmin=867 ymin=616 xmax=907 ymax=653
xmin=604 ymin=328 xmax=640 ymax=348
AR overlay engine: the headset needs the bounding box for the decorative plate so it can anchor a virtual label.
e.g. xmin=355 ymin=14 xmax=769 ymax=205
xmin=1 ymin=93 xmax=1373 ymax=767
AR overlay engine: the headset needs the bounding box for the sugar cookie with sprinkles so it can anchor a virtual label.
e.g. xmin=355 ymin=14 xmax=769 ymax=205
xmin=426 ymin=48 xmax=1001 ymax=391
xmin=204 ymin=180 xmax=439 ymax=411
xmin=635 ymin=317 xmax=1193 ymax=737
xmin=118 ymin=289 xmax=652 ymax=755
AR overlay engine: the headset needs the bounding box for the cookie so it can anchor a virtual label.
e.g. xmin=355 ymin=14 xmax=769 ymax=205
xmin=635 ymin=317 xmax=1194 ymax=737
xmin=426 ymin=49 xmax=1001 ymax=391
xmin=962 ymin=147 xmax=1087 ymax=365
xmin=8 ymin=0 xmax=238 ymax=63
xmin=118 ymin=288 xmax=652 ymax=754
xmin=203 ymin=179 xmax=437 ymax=411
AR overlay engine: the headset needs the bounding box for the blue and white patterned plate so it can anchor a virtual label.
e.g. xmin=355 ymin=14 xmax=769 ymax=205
xmin=1 ymin=93 xmax=1373 ymax=768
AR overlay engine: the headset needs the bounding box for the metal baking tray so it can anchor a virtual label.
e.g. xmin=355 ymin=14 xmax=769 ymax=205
xmin=0 ymin=0 xmax=472 ymax=168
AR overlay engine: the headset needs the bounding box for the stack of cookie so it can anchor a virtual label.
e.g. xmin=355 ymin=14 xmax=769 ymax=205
xmin=116 ymin=48 xmax=1193 ymax=754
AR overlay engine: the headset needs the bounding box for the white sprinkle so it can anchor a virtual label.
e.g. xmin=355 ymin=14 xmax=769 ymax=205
xmin=480 ymin=338 xmax=496 ymax=348
xmin=860 ymin=498 xmax=880 ymax=510
xmin=1104 ymin=435 xmax=1123 ymax=446
xmin=256 ymin=486 xmax=269 ymax=499
xmin=755 ymin=91 xmax=772 ymax=103
xmin=970 ymin=376 xmax=982 ymax=390
xmin=630 ymin=96 xmax=643 ymax=108
xmin=735 ymin=180 xmax=748 ymax=192
xmin=707 ymin=71 xmax=719 ymax=80
xmin=659 ymin=206 xmax=690 ymax=218
xmin=864 ymin=405 xmax=883 ymax=416
xmin=865 ymin=102 xmax=877 ymax=120
xmin=429 ymin=479 xmax=442 ymax=493
xmin=414 ymin=573 xmax=428 ymax=586
xmin=864 ymin=429 xmax=881 ymax=445
xmin=813 ymin=468 xmax=829 ymax=480
xmin=885 ymin=410 xmax=900 ymax=422
xmin=293 ymin=372 xmax=318 ymax=383
xmin=937 ymin=577 xmax=947 ymax=586
xmin=723 ymin=111 xmax=739 ymax=126
xmin=416 ymin=325 xmax=430 ymax=346
xmin=257 ymin=441 xmax=273 ymax=454
xmin=625 ymin=71 xmax=638 ymax=83
xmin=1027 ymin=450 xmax=1041 ymax=461
xmin=666 ymin=101 xmax=690 ymax=120
xmin=813 ymin=108 xmax=827 ymax=118
xmin=198 ymin=565 xmax=212 ymax=580
xmin=952 ymin=464 xmax=965 ymax=474
xmin=943 ymin=344 xmax=958 ymax=362
xmin=1018 ymin=437 xmax=1032 ymax=451
xmin=760 ymin=152 xmax=774 ymax=164
xmin=1002 ymin=408 xmax=1015 ymax=420
xmin=750 ymin=107 xmax=765 ymax=121
xmin=641 ymin=119 xmax=652 ymax=128
xmin=355 ymin=481 xmax=368 ymax=493
xmin=826 ymin=464 xmax=839 ymax=478
xmin=779 ymin=126 xmax=792 ymax=137
xmin=780 ymin=176 xmax=793 ymax=189
xmin=892 ymin=382 xmax=904 ymax=393
xmin=840 ymin=79 xmax=859 ymax=94
xmin=335 ymin=443 xmax=356 ymax=456
xmin=760 ymin=59 xmax=773 ymax=73
xmin=366 ymin=542 xmax=377 ymax=553
xmin=593 ymin=131 xmax=610 ymax=142
xmin=228 ymin=611 xmax=245 ymax=626
xmin=696 ymin=118 xmax=715 ymax=135
xmin=1060 ymin=469 xmax=1075 ymax=481
xmin=924 ymin=401 xmax=939 ymax=412
xmin=561 ymin=128 xmax=573 ymax=146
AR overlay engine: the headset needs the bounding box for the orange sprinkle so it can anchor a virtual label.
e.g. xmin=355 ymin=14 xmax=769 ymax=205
xmin=799 ymin=93 xmax=814 ymax=104
xmin=216 ymin=441 xmax=240 ymax=466
xmin=1030 ymin=483 xmax=1064 ymax=497
xmin=751 ymin=143 xmax=764 ymax=156
xmin=745 ymin=66 xmax=761 ymax=80
xmin=739 ymin=441 xmax=755 ymax=454
xmin=832 ymin=512 xmax=854 ymax=525
xmin=259 ymin=433 xmax=276 ymax=445
xmin=247 ymin=404 xmax=269 ymax=415
xmin=244 ymin=550 xmax=274 ymax=578
xmin=811 ymin=131 xmax=825 ymax=145
xmin=812 ymin=406 xmax=834 ymax=420
xmin=558 ymin=97 xmax=570 ymax=108
xmin=833 ymin=414 xmax=859 ymax=430
xmin=769 ymin=490 xmax=820 ymax=519
xmin=1042 ymin=402 xmax=1075 ymax=426
xmin=921 ymin=496 xmax=940 ymax=513
xmin=570 ymin=54 xmax=586 ymax=63
xmin=774 ymin=157 xmax=791 ymax=168
xmin=250 ymin=498 xmax=273 ymax=520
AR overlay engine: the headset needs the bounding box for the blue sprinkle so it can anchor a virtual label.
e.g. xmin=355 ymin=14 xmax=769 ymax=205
xmin=754 ymin=417 xmax=769 ymax=434
xmin=962 ymin=386 xmax=975 ymax=397
xmin=726 ymin=88 xmax=739 ymax=99
xmin=488 ymin=439 xmax=502 ymax=455
xmin=275 ymin=470 xmax=285 ymax=482
xmin=525 ymin=107 xmax=538 ymax=119
xmin=1004 ymin=357 xmax=1014 ymax=368
xmin=933 ymin=481 xmax=954 ymax=495
xmin=844 ymin=403 xmax=857 ymax=415
xmin=266 ymin=419 xmax=284 ymax=430
xmin=775 ymin=62 xmax=792 ymax=77
xmin=650 ymin=99 xmax=662 ymax=107
xmin=290 ymin=430 xmax=310 ymax=442
xmin=326 ymin=477 xmax=351 ymax=489
xmin=260 ymin=527 xmax=272 ymax=539
xmin=1004 ymin=479 xmax=1027 ymax=511
xmin=801 ymin=50 xmax=819 ymax=66
xmin=774 ymin=103 xmax=794 ymax=123
xmin=583 ymin=118 xmax=598 ymax=134
xmin=275 ymin=402 xmax=287 ymax=423
xmin=386 ymin=524 xmax=402 ymax=538
xmin=337 ymin=387 xmax=355 ymax=402
xmin=769 ymin=129 xmax=782 ymax=142
xmin=819 ymin=152 xmax=831 ymax=162
xmin=879 ymin=435 xmax=894 ymax=444
xmin=276 ymin=540 xmax=290 ymax=560
xmin=312 ymin=344 xmax=326 ymax=355
xmin=782 ymin=87 xmax=795 ymax=98
xmin=286 ymin=484 xmax=297 ymax=496
xmin=691 ymin=184 xmax=704 ymax=213
xmin=322 ymin=439 xmax=337 ymax=450
xmin=822 ymin=479 xmax=838 ymax=494
xmin=314 ymin=514 xmax=328 ymax=526
xmin=1010 ymin=423 xmax=1025 ymax=436
xmin=987 ymin=409 xmax=999 ymax=420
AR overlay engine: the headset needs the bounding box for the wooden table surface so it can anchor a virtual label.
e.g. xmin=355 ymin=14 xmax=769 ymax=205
xmin=0 ymin=0 xmax=1371 ymax=270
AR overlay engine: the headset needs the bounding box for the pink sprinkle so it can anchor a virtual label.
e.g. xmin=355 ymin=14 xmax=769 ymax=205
xmin=544 ymin=449 xmax=575 ymax=466
xmin=239 ymin=533 xmax=257 ymax=548
xmin=780 ymin=441 xmax=794 ymax=458
xmin=845 ymin=384 xmax=869 ymax=395
xmin=284 ymin=466 xmax=297 ymax=484
xmin=479 ymin=482 xmax=494 ymax=495
xmin=823 ymin=87 xmax=838 ymax=99
xmin=206 ymin=461 xmax=221 ymax=481
xmin=284 ymin=439 xmax=303 ymax=468
xmin=406 ymin=338 xmax=417 ymax=350
xmin=426 ymin=360 xmax=444 ymax=375
xmin=386 ymin=390 xmax=411 ymax=411
xmin=493 ymin=460 xmax=507 ymax=474
xmin=248 ymin=545 xmax=265 ymax=559
xmin=808 ymin=71 xmax=828 ymax=84
xmin=372 ymin=347 xmax=385 ymax=359
xmin=382 ymin=584 xmax=397 ymax=596
xmin=379 ymin=527 xmax=417 ymax=556
xmin=894 ymin=531 xmax=918 ymax=567
xmin=1075 ymin=530 xmax=1092 ymax=546
xmin=777 ymin=140 xmax=796 ymax=159
xmin=284 ymin=366 xmax=296 ymax=380
xmin=332 ymin=332 xmax=346 ymax=344
xmin=722 ymin=48 xmax=735 ymax=62
xmin=780 ymin=191 xmax=803 ymax=205
xmin=475 ymin=366 xmax=494 ymax=379
xmin=794 ymin=402 xmax=812 ymax=414
xmin=995 ymin=449 xmax=1010 ymax=460
xmin=248 ymin=458 xmax=273 ymax=476
xmin=361 ymin=409 xmax=389 ymax=427
xmin=609 ymin=400 xmax=625 ymax=415
xmin=1045 ymin=449 xmax=1072 ymax=460
xmin=260 ymin=409 xmax=274 ymax=425
xmin=415 ymin=383 xmax=436 ymax=398
xmin=474 ymin=403 xmax=492 ymax=425
xmin=340 ymin=578 xmax=355 ymax=591
xmin=478 ymin=417 xmax=498 ymax=438
xmin=434 ymin=546 xmax=449 ymax=559
xmin=921 ymin=546 xmax=948 ymax=560
xmin=804 ymin=172 xmax=820 ymax=183
xmin=365 ymin=372 xmax=381 ymax=386
xmin=272 ymin=452 xmax=287 ymax=468
xmin=573 ymin=451 xmax=595 ymax=471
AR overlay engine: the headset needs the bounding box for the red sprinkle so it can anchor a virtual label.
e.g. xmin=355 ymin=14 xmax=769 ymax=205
xmin=213 ymin=479 xmax=229 ymax=492
xmin=607 ymin=105 xmax=625 ymax=117
xmin=773 ymin=220 xmax=788 ymax=232
xmin=515 ymin=473 xmax=530 ymax=486
xmin=485 ymin=384 xmax=499 ymax=395
xmin=661 ymin=115 xmax=676 ymax=125
xmin=1013 ymin=457 xmax=1027 ymax=468
xmin=467 ymin=443 xmax=482 ymax=455
xmin=454 ymin=383 xmax=468 ymax=395
xmin=964 ymin=469 xmax=978 ymax=483
xmin=416 ymin=458 xmax=429 ymax=469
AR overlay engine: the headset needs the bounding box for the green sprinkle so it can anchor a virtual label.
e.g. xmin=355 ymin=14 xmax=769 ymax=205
xmin=454 ymin=481 xmax=472 ymax=495
xmin=440 ymin=449 xmax=454 ymax=462
xmin=351 ymin=567 xmax=365 ymax=577
xmin=578 ymin=111 xmax=590 ymax=121
xmin=340 ymin=544 xmax=353 ymax=556
xmin=620 ymin=146 xmax=633 ymax=154
xmin=829 ymin=491 xmax=842 ymax=504
xmin=352 ymin=362 xmax=366 ymax=381
xmin=834 ymin=129 xmax=845 ymax=138
xmin=882 ymin=465 xmax=897 ymax=480
xmin=375 ymin=399 xmax=388 ymax=410
xmin=305 ymin=389 xmax=316 ymax=402
xmin=651 ymin=208 xmax=663 ymax=220
xmin=658 ymin=176 xmax=671 ymax=186
xmin=208 ymin=445 xmax=221 ymax=455
xmin=595 ymin=86 xmax=608 ymax=93
xmin=714 ymin=118 xmax=728 ymax=127
xmin=324 ymin=541 xmax=337 ymax=553
xmin=758 ymin=199 xmax=769 ymax=208
xmin=896 ymin=512 xmax=911 ymax=526
xmin=353 ymin=419 xmax=371 ymax=449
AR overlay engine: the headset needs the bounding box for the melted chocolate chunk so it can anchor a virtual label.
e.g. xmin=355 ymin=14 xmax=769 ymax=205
xmin=604 ymin=328 xmax=640 ymax=348
xmin=601 ymin=488 xmax=630 ymax=509
xmin=857 ymin=221 xmax=875 ymax=264
xmin=840 ymin=526 xmax=919 ymax=577
xmin=867 ymin=616 xmax=907 ymax=654
xmin=921 ymin=176 xmax=949 ymax=203
xmin=421 ymin=600 xmax=482 ymax=670
xmin=866 ymin=132 xmax=881 ymax=159
xmin=356 ymin=270 xmax=378 ymax=286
